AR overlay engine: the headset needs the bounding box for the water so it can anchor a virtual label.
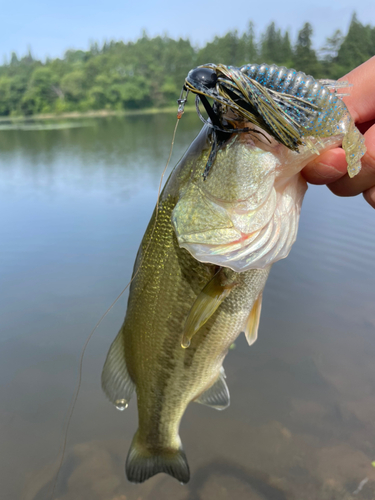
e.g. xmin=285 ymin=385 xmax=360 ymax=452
xmin=1 ymin=114 xmax=375 ymax=500
xmin=115 ymin=400 xmax=128 ymax=411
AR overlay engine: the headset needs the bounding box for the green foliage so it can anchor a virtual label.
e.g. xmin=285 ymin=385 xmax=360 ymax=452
xmin=319 ymin=30 xmax=344 ymax=79
xmin=60 ymin=70 xmax=86 ymax=102
xmin=0 ymin=76 xmax=11 ymax=115
xmin=197 ymin=26 xmax=258 ymax=67
xmin=0 ymin=15 xmax=372 ymax=116
xmin=337 ymin=13 xmax=375 ymax=71
xmin=261 ymin=22 xmax=285 ymax=64
xmin=20 ymin=67 xmax=59 ymax=114
xmin=320 ymin=29 xmax=343 ymax=62
xmin=282 ymin=32 xmax=293 ymax=66
xmin=293 ymin=23 xmax=321 ymax=77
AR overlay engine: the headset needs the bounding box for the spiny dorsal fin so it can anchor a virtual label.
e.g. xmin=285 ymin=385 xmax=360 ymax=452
xmin=244 ymin=293 xmax=263 ymax=346
xmin=181 ymin=269 xmax=237 ymax=348
xmin=194 ymin=368 xmax=230 ymax=410
xmin=126 ymin=431 xmax=190 ymax=484
xmin=101 ymin=327 xmax=136 ymax=408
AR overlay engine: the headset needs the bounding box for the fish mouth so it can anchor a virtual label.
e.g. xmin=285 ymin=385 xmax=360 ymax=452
xmin=184 ymin=64 xmax=265 ymax=134
xmin=180 ymin=64 xmax=274 ymax=180
xmin=183 ymin=64 xmax=255 ymax=133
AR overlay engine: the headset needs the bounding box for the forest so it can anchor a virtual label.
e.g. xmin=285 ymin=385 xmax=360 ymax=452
xmin=0 ymin=13 xmax=374 ymax=117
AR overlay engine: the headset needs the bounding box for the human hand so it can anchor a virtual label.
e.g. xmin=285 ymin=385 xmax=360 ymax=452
xmin=302 ymin=56 xmax=375 ymax=208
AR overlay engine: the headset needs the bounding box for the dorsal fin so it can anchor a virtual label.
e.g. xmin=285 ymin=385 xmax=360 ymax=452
xmin=194 ymin=368 xmax=230 ymax=410
xmin=244 ymin=293 xmax=263 ymax=346
xmin=101 ymin=327 xmax=136 ymax=408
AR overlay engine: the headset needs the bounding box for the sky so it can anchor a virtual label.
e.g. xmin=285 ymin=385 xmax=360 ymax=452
xmin=1 ymin=0 xmax=375 ymax=61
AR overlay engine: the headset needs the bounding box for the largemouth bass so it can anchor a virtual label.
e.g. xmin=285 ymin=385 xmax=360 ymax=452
xmin=101 ymin=63 xmax=365 ymax=484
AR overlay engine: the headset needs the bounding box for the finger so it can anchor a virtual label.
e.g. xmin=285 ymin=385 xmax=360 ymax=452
xmin=327 ymin=124 xmax=375 ymax=197
xmin=301 ymin=148 xmax=347 ymax=185
xmin=340 ymin=56 xmax=375 ymax=124
xmin=363 ymin=186 xmax=375 ymax=209
xmin=358 ymin=119 xmax=375 ymax=135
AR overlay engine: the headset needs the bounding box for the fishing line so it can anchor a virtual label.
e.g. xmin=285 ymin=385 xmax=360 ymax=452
xmin=50 ymin=116 xmax=181 ymax=499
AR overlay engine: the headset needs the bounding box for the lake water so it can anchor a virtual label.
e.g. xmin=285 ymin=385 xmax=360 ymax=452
xmin=1 ymin=113 xmax=375 ymax=500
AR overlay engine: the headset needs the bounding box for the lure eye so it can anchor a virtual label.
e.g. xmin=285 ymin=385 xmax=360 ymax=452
xmin=188 ymin=68 xmax=218 ymax=89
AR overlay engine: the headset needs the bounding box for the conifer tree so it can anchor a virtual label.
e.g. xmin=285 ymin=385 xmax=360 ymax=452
xmin=337 ymin=13 xmax=372 ymax=70
xmin=242 ymin=21 xmax=258 ymax=64
xmin=293 ymin=23 xmax=321 ymax=76
xmin=261 ymin=22 xmax=284 ymax=64
xmin=282 ymin=31 xmax=293 ymax=66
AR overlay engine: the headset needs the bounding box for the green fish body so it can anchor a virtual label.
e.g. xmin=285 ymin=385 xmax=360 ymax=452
xmin=102 ymin=63 xmax=366 ymax=484
xmin=102 ymin=127 xmax=273 ymax=483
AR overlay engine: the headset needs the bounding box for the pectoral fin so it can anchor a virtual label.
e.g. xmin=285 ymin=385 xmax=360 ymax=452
xmin=101 ymin=328 xmax=136 ymax=408
xmin=194 ymin=368 xmax=230 ymax=410
xmin=181 ymin=269 xmax=237 ymax=348
xmin=244 ymin=293 xmax=263 ymax=346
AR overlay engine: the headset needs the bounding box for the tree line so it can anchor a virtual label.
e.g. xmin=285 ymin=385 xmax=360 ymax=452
xmin=0 ymin=13 xmax=374 ymax=117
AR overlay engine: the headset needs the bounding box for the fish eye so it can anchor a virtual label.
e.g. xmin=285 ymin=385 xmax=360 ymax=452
xmin=188 ymin=68 xmax=218 ymax=88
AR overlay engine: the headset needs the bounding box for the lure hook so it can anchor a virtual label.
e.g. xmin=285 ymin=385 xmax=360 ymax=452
xmin=177 ymin=87 xmax=189 ymax=119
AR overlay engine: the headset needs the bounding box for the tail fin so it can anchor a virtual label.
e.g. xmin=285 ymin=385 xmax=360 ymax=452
xmin=126 ymin=432 xmax=190 ymax=484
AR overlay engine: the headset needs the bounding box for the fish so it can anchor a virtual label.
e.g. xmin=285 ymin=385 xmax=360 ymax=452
xmin=101 ymin=63 xmax=366 ymax=484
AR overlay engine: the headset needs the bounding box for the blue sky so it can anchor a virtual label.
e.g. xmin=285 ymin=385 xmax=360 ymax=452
xmin=1 ymin=0 xmax=374 ymax=61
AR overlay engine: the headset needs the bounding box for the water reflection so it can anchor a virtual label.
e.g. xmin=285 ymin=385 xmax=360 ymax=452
xmin=0 ymin=114 xmax=375 ymax=500
xmin=0 ymin=113 xmax=198 ymax=198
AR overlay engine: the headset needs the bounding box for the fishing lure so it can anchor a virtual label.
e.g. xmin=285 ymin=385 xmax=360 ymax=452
xmin=179 ymin=63 xmax=365 ymax=178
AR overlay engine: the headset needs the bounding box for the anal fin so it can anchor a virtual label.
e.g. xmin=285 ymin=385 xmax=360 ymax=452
xmin=194 ymin=367 xmax=230 ymax=410
xmin=244 ymin=292 xmax=263 ymax=346
xmin=181 ymin=269 xmax=237 ymax=348
xmin=101 ymin=327 xmax=136 ymax=408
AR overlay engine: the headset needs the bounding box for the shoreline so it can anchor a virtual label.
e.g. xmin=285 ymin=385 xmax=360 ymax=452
xmin=0 ymin=106 xmax=196 ymax=123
